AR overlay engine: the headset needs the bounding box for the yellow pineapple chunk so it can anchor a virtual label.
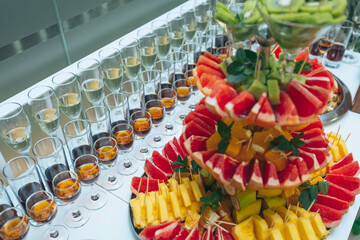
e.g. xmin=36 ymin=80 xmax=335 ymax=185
xmin=192 ymin=174 xmax=206 ymax=195
xmin=310 ymin=212 xmax=329 ymax=239
xmin=276 ymin=207 xmax=298 ymax=224
xmin=169 ymin=191 xmax=181 ymax=219
xmin=180 ymin=206 xmax=188 ymax=221
xmin=236 ymin=143 xmax=255 ymax=162
xmin=263 ymin=209 xmax=284 ymax=237
xmin=222 ymin=117 xmax=234 ymax=125
xmin=168 ymin=211 xmax=175 ymax=222
xmin=231 ymin=123 xmax=251 ymax=141
xmin=206 ymin=132 xmax=221 ymax=151
xmin=327 ymin=133 xmax=348 ymax=157
xmin=281 ymin=188 xmax=295 ymax=198
xmin=264 ymin=150 xmax=288 ymax=171
xmin=159 ymin=182 xmax=170 ymax=203
xmin=258 ymin=189 xmax=282 ymax=198
xmin=290 ymin=206 xmax=311 ymax=218
xmin=145 ymin=196 xmax=154 ymax=224
xmin=190 ymin=180 xmax=202 ymax=202
xmin=297 ymin=217 xmax=318 ymax=240
xmin=253 ymin=215 xmax=269 ymax=240
xmin=130 ymin=198 xmax=146 ymax=229
xmin=284 ymin=222 xmax=301 ymax=240
xmin=252 ymin=131 xmax=274 ymax=153
xmin=184 ymin=210 xmax=201 ymax=231
xmin=182 ymin=177 xmax=195 ymax=201
xmin=147 ymin=192 xmax=159 ymax=222
xmin=226 ymin=137 xmax=243 ymax=158
xmin=158 ymin=195 xmax=169 ymax=223
xmin=234 ymin=199 xmax=261 ymax=223
xmin=269 ymin=228 xmax=284 ymax=240
xmin=232 ymin=216 xmax=255 ymax=240
xmin=149 ymin=220 xmax=160 ymax=226
xmin=179 ymin=184 xmax=191 ymax=207
xmin=138 ymin=193 xmax=147 ymax=226
xmin=330 ymin=145 xmax=341 ymax=162
xmin=189 ymin=201 xmax=201 ymax=213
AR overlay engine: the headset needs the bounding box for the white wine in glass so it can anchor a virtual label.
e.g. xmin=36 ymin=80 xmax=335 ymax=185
xmin=125 ymin=56 xmax=141 ymax=79
xmin=34 ymin=108 xmax=61 ymax=134
xmin=103 ymin=68 xmax=123 ymax=92
xmin=81 ymin=79 xmax=105 ymax=104
xmin=58 ymin=93 xmax=82 ymax=119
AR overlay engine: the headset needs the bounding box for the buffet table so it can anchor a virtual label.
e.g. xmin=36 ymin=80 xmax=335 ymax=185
xmin=1 ymin=1 xmax=360 ymax=239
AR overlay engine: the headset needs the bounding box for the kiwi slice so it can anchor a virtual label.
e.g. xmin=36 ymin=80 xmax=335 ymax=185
xmin=265 ymin=0 xmax=305 ymax=13
xmin=300 ymin=2 xmax=333 ymax=13
xmin=267 ymin=79 xmax=281 ymax=105
xmin=248 ymin=80 xmax=268 ymax=100
xmin=332 ymin=0 xmax=348 ymax=18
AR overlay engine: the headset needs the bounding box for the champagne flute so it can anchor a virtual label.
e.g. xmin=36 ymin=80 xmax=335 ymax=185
xmin=103 ymin=92 xmax=129 ymax=128
xmin=138 ymin=70 xmax=161 ymax=104
xmin=151 ymin=20 xmax=171 ymax=59
xmin=130 ymin=110 xmax=152 ymax=161
xmin=98 ymin=47 xmax=123 ymax=93
xmin=172 ymin=79 xmax=192 ymax=124
xmin=26 ymin=191 xmax=69 ymax=240
xmin=77 ymin=58 xmax=104 ymax=106
xmin=119 ymin=37 xmax=141 ymax=80
xmin=0 ymin=179 xmax=14 ymax=213
xmin=145 ymin=100 xmax=166 ymax=148
xmin=74 ymin=154 xmax=108 ymax=210
xmin=154 ymin=59 xmax=173 ymax=91
xmin=185 ymin=69 xmax=199 ymax=110
xmin=93 ymin=137 xmax=123 ymax=190
xmin=112 ymin=123 xmax=138 ymax=175
xmin=193 ymin=35 xmax=212 ymax=63
xmin=195 ymin=0 xmax=210 ymax=36
xmin=28 ymin=86 xmax=61 ymax=137
xmin=51 ymin=72 xmax=82 ymax=120
xmin=181 ymin=5 xmax=198 ymax=42
xmin=121 ymin=79 xmax=145 ymax=117
xmin=0 ymin=102 xmax=32 ymax=156
xmin=168 ymin=51 xmax=188 ymax=85
xmin=343 ymin=1 xmax=360 ymax=63
xmin=84 ymin=106 xmax=111 ymax=143
xmin=137 ymin=29 xmax=158 ymax=70
xmin=52 ymin=171 xmax=90 ymax=228
xmin=0 ymin=207 xmax=29 ymax=240
xmin=167 ymin=14 xmax=185 ymax=51
xmin=158 ymin=88 xmax=177 ymax=136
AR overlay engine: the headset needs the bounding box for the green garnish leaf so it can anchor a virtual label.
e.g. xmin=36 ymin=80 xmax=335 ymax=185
xmin=294 ymin=60 xmax=312 ymax=74
xmin=269 ymin=132 xmax=305 ymax=156
xmin=171 ymin=154 xmax=188 ymax=167
xmin=173 ymin=167 xmax=190 ymax=173
xmin=200 ymin=188 xmax=222 ymax=215
xmin=317 ymin=181 xmax=330 ymax=195
xmin=226 ymin=73 xmax=249 ymax=84
xmin=298 ymin=188 xmax=311 ymax=210
xmin=299 ymin=181 xmax=310 ymax=188
xmin=217 ymin=120 xmax=234 ymax=154
xmin=191 ymin=160 xmax=202 ymax=173
xmin=226 ymin=48 xmax=257 ymax=85
xmin=309 ymin=184 xmax=318 ymax=203
xmin=352 ymin=216 xmax=360 ymax=235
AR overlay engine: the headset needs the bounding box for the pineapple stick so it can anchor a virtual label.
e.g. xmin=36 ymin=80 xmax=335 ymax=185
xmin=247 ymin=136 xmax=253 ymax=151
xmin=145 ymin=176 xmax=150 ymax=205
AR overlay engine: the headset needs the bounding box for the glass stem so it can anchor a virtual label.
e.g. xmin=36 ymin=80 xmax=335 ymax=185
xmin=140 ymin=138 xmax=148 ymax=153
xmin=48 ymin=222 xmax=59 ymax=238
xmin=90 ymin=184 xmax=100 ymax=201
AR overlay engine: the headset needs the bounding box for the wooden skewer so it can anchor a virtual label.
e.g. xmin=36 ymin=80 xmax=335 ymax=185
xmin=254 ymin=50 xmax=261 ymax=77
xmin=307 ymin=199 xmax=316 ymax=212
xmin=256 ymin=60 xmax=262 ymax=84
xmin=266 ymin=222 xmax=277 ymax=239
xmin=337 ymin=135 xmax=342 ymax=145
xmin=296 ymin=211 xmax=306 ymax=225
xmin=212 ymin=221 xmax=229 ymax=233
xmin=284 ymin=204 xmax=291 ymax=225
xmin=345 ymin=133 xmax=351 ymax=143
xmin=136 ymin=178 xmax=143 ymax=198
xmin=311 ymin=209 xmax=320 ymax=221
xmin=247 ymin=136 xmax=253 ymax=151
xmin=295 ymin=202 xmax=299 ymax=215
xmin=296 ymin=50 xmax=310 ymax=77
xmin=179 ymin=169 xmax=181 ymax=185
xmin=145 ymin=176 xmax=150 ymax=205
xmin=215 ymin=220 xmax=237 ymax=226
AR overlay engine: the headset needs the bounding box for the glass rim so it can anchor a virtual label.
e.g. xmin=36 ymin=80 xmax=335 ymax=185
xmin=119 ymin=37 xmax=139 ymax=49
xmin=84 ymin=106 xmax=110 ymax=123
xmin=63 ymin=119 xmax=91 ymax=139
xmin=0 ymin=102 xmax=25 ymax=120
xmin=93 ymin=136 xmax=117 ymax=153
xmin=98 ymin=47 xmax=122 ymax=61
xmin=121 ymin=79 xmax=144 ymax=95
xmin=158 ymin=88 xmax=177 ymax=98
xmin=26 ymin=190 xmax=55 ymax=214
xmin=27 ymin=85 xmax=56 ymax=101
xmin=0 ymin=207 xmax=27 ymax=231
xmin=137 ymin=28 xmax=156 ymax=38
xmin=51 ymin=72 xmax=78 ymax=86
xmin=130 ymin=110 xmax=151 ymax=122
xmin=103 ymin=92 xmax=128 ymax=108
xmin=52 ymin=170 xmax=79 ymax=192
xmin=77 ymin=58 xmax=101 ymax=72
xmin=2 ymin=156 xmax=36 ymax=180
xmin=151 ymin=20 xmax=168 ymax=28
xmin=145 ymin=99 xmax=165 ymax=109
xmin=111 ymin=123 xmax=134 ymax=139
xmin=32 ymin=136 xmax=63 ymax=159
xmin=74 ymin=154 xmax=99 ymax=173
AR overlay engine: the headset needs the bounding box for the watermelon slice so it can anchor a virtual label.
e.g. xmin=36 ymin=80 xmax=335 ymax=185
xmin=330 ymin=153 xmax=354 ymax=171
xmin=204 ymin=51 xmax=223 ymax=64
xmin=254 ymin=97 xmax=276 ymax=127
xmin=185 ymin=224 xmax=200 ymax=240
xmin=321 ymin=217 xmax=342 ymax=229
xmin=326 ymin=174 xmax=360 ymax=195
xmin=206 ymin=84 xmax=237 ymax=117
xmin=163 ymin=142 xmax=182 ymax=166
xmin=327 ymin=182 xmax=356 ymax=205
xmin=246 ymin=93 xmax=267 ymax=124
xmin=305 ymin=76 xmax=331 ymax=91
xmin=144 ymin=159 xmax=168 ymax=182
xmin=247 ymin=160 xmax=264 ymax=190
xmin=231 ymin=161 xmax=250 ymax=191
xmin=174 ymin=229 xmax=190 ymax=240
xmin=274 ymin=91 xmax=300 ymax=126
xmin=262 ymin=161 xmax=280 ymax=189
xmin=184 ymin=136 xmax=208 ymax=154
xmin=139 ymin=221 xmax=177 ymax=240
xmin=316 ymin=194 xmax=349 ymax=213
xmin=196 ymin=65 xmax=226 ymax=79
xmin=310 ymin=203 xmax=343 ymax=228
xmin=197 ymin=55 xmax=223 ymax=72
xmin=151 ymin=151 xmax=173 ymax=176
xmin=288 ymin=157 xmax=311 ymax=182
xmin=131 ymin=177 xmax=164 ymax=194
xmin=195 ymin=105 xmax=222 ymax=121
xmin=298 ymin=149 xmax=320 ymax=173
xmin=206 ymin=153 xmax=224 ymax=170
xmin=286 ymin=80 xmax=323 ymax=122
xmin=302 ymin=83 xmax=332 ymax=114
xmin=225 ymin=90 xmax=256 ymax=120
xmin=273 ymin=45 xmax=282 ymax=59
xmin=213 ymin=156 xmax=239 ymax=185
xmin=184 ymin=111 xmax=217 ymax=129
xmin=154 ymin=220 xmax=182 ymax=240
xmin=214 ymin=228 xmax=234 ymax=240
xmin=202 ymin=226 xmax=213 ymax=240
xmin=183 ymin=121 xmax=213 ymax=140
xmin=193 ymin=150 xmax=217 ymax=166
xmin=330 ymin=161 xmax=360 ymax=177
xmin=278 ymin=164 xmax=300 ymax=188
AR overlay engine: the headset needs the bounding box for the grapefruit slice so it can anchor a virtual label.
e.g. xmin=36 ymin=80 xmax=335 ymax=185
xmin=298 ymin=149 xmax=320 ymax=173
xmin=302 ymin=135 xmax=330 ymax=149
xmin=184 ymin=111 xmax=217 ymax=129
xmin=298 ymin=146 xmax=330 ymax=169
xmin=198 ymin=73 xmax=226 ymax=95
xmin=131 ymin=177 xmax=164 ymax=195
xmin=316 ymin=194 xmax=349 ymax=213
xmin=184 ymin=136 xmax=208 ymax=154
xmin=288 ymin=156 xmax=311 ymax=182
xmin=247 ymin=160 xmax=264 ymax=190
xmin=194 ymin=105 xmax=222 ymax=121
xmin=151 ymin=151 xmax=173 ymax=176
xmin=225 ymin=90 xmax=256 ymax=121
xmin=204 ymin=51 xmax=223 ymax=64
xmin=215 ymin=228 xmax=234 ymax=240
xmin=206 ymin=153 xmax=223 ymax=170
xmin=295 ymin=116 xmax=324 ymax=131
xmin=310 ymin=203 xmax=343 ymax=228
xmin=262 ymin=161 xmax=280 ymax=189
xmin=274 ymin=91 xmax=300 ymax=126
xmin=178 ymin=135 xmax=187 ymax=156
xmin=206 ymin=84 xmax=238 ymax=117
xmin=202 ymin=226 xmax=213 ymax=240
xmin=172 ymin=137 xmax=187 ymax=158
xmin=305 ymin=76 xmax=331 ymax=91
xmin=163 ymin=141 xmax=182 ymax=166
xmin=327 ymin=182 xmax=356 ymax=205
xmin=286 ymin=80 xmax=323 ymax=122
xmin=144 ymin=159 xmax=168 ymax=182
xmin=196 ymin=64 xmax=226 ymax=79
xmin=139 ymin=221 xmax=178 ymax=240
xmin=278 ymin=164 xmax=300 ymax=188
xmin=192 ymin=150 xmax=217 ymax=166
xmin=185 ymin=224 xmax=200 ymax=240
xmin=321 ymin=217 xmax=342 ymax=229
xmin=154 ymin=220 xmax=182 ymax=240
xmin=197 ymin=55 xmax=223 ymax=72
xmin=330 ymin=153 xmax=354 ymax=171
xmin=292 ymin=128 xmax=324 ymax=140
xmin=330 ymin=161 xmax=360 ymax=177
xmin=183 ymin=121 xmax=213 ymax=140
xmin=311 ymin=70 xmax=338 ymax=92
xmin=174 ymin=229 xmax=189 ymax=240
xmin=187 ymin=118 xmax=216 ymax=135
xmin=246 ymin=92 xmax=267 ymax=124
xmin=302 ymin=83 xmax=332 ymax=114
xmin=326 ymin=174 xmax=360 ymax=195
xmin=213 ymin=156 xmax=239 ymax=185
xmin=254 ymin=97 xmax=276 ymax=128
xmin=231 ymin=161 xmax=250 ymax=191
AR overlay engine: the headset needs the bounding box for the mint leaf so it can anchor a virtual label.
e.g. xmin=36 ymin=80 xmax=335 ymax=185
xmin=309 ymin=184 xmax=318 ymax=204
xmin=317 ymin=181 xmax=330 ymax=195
xmin=200 ymin=188 xmax=222 ymax=215
xmin=298 ymin=188 xmax=311 ymax=210
xmin=245 ymin=50 xmax=257 ymax=62
xmin=173 ymin=167 xmax=190 ymax=173
xmin=299 ymin=181 xmax=310 ymax=188
xmin=227 ymin=73 xmax=249 ymax=84
xmin=191 ymin=160 xmax=202 ymax=173
xmin=269 ymin=133 xmax=304 ymax=157
xmin=294 ymin=60 xmax=312 ymax=74
xmin=218 ymin=138 xmax=228 ymax=154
